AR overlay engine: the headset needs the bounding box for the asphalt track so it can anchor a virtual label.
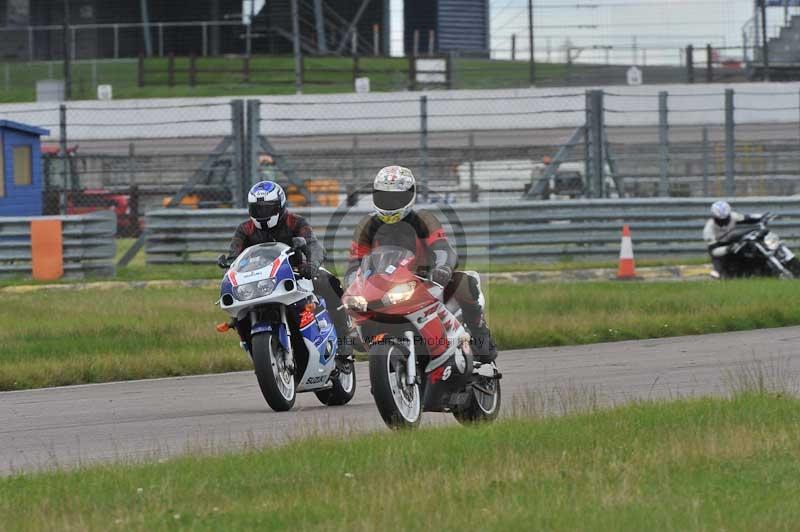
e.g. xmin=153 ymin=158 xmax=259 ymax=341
xmin=3 ymin=326 xmax=800 ymax=475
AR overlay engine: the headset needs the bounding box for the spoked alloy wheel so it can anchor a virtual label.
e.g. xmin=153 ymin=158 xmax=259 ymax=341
xmin=252 ymin=333 xmax=296 ymax=412
xmin=454 ymin=369 xmax=502 ymax=424
xmin=369 ymin=342 xmax=422 ymax=429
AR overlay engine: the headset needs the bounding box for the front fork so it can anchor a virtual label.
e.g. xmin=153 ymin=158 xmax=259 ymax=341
xmin=404 ymin=330 xmax=417 ymax=385
xmin=756 ymin=243 xmax=794 ymax=279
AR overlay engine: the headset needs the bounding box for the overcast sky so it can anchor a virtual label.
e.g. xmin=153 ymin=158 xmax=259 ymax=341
xmin=390 ymin=0 xmax=780 ymax=64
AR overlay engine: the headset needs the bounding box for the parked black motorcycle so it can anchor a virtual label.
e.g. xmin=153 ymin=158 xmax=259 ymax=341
xmin=715 ymin=214 xmax=800 ymax=279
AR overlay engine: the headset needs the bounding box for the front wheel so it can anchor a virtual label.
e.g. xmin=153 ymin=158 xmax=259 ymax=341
xmin=787 ymin=257 xmax=800 ymax=277
xmin=368 ymin=342 xmax=422 ymax=429
xmin=314 ymin=358 xmax=357 ymax=406
xmin=252 ymin=333 xmax=296 ymax=412
xmin=453 ymin=372 xmax=502 ymax=425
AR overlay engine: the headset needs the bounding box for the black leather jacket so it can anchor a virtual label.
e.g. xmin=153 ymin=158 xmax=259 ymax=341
xmin=227 ymin=210 xmax=324 ymax=267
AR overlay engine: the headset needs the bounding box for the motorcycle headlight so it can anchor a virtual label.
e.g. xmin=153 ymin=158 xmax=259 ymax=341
xmin=234 ymin=278 xmax=276 ymax=301
xmin=764 ymin=231 xmax=781 ymax=251
xmin=343 ymin=295 xmax=368 ymax=311
xmin=382 ymin=281 xmax=417 ymax=305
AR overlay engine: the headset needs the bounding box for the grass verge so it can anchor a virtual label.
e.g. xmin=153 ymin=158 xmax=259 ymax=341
xmin=3 ymin=279 xmax=800 ymax=390
xmin=2 ymin=393 xmax=800 ymax=530
xmin=0 ymin=236 xmax=708 ymax=287
xmin=0 ymin=56 xmax=572 ymax=103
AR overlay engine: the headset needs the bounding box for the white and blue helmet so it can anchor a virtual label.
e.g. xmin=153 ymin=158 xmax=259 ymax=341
xmin=248 ymin=181 xmax=286 ymax=229
xmin=711 ymin=200 xmax=731 ymax=224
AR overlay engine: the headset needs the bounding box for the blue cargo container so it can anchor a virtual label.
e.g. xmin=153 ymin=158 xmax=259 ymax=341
xmin=0 ymin=120 xmax=50 ymax=217
xmin=405 ymin=0 xmax=489 ymax=55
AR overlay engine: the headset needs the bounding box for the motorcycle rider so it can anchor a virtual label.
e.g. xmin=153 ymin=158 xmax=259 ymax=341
xmin=218 ymin=180 xmax=351 ymax=356
xmin=345 ymin=165 xmax=498 ymax=362
xmin=703 ymin=200 xmax=762 ymax=278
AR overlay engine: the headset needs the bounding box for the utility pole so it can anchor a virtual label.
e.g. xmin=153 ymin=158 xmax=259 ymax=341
xmin=761 ymin=0 xmax=770 ymax=81
xmin=63 ymin=0 xmax=72 ymax=99
xmin=245 ymin=0 xmax=254 ymax=56
xmin=528 ymin=0 xmax=535 ymax=85
xmin=139 ymin=0 xmax=153 ymax=57
xmin=291 ymin=0 xmax=302 ymax=94
xmin=313 ymin=0 xmax=327 ymax=54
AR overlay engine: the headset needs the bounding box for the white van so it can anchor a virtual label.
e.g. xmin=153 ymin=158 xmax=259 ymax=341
xmin=449 ymin=159 xmax=619 ymax=201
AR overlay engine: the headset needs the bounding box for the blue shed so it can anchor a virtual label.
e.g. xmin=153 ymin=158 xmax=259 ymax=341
xmin=0 ymin=120 xmax=49 ymax=217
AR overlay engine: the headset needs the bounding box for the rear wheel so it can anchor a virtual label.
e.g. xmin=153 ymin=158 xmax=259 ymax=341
xmin=369 ymin=342 xmax=422 ymax=429
xmin=453 ymin=370 xmax=502 ymax=424
xmin=252 ymin=333 xmax=296 ymax=412
xmin=314 ymin=358 xmax=357 ymax=406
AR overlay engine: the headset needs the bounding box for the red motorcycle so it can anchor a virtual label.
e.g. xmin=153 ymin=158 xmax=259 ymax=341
xmin=343 ymin=246 xmax=501 ymax=429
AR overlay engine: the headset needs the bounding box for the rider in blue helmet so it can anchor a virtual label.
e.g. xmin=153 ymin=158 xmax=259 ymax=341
xmin=218 ymin=180 xmax=351 ymax=356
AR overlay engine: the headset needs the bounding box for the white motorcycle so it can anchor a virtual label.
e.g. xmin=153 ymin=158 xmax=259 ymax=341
xmin=217 ymin=238 xmax=355 ymax=412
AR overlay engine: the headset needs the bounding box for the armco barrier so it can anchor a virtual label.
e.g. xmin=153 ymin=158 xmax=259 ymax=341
xmin=0 ymin=211 xmax=116 ymax=279
xmin=145 ymin=198 xmax=800 ymax=266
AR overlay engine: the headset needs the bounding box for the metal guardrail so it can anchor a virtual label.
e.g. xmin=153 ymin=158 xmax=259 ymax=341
xmin=145 ymin=198 xmax=800 ymax=266
xmin=0 ymin=211 xmax=116 ymax=279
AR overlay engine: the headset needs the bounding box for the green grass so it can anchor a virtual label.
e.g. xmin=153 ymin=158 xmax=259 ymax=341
xmin=110 ymin=237 xmax=708 ymax=282
xmin=0 ymin=256 xmax=710 ymax=288
xmin=2 ymin=393 xmax=800 ymax=530
xmin=486 ymin=279 xmax=800 ymax=350
xmin=0 ymin=237 xmax=708 ymax=288
xmin=3 ymin=279 xmax=800 ymax=391
xmin=0 ymin=56 xmax=570 ymax=103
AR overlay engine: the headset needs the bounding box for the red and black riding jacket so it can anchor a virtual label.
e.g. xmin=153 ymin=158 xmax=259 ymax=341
xmin=346 ymin=209 xmax=458 ymax=281
xmin=227 ymin=210 xmax=324 ymax=267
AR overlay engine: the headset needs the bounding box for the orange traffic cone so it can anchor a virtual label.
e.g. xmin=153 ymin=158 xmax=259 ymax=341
xmin=617 ymin=224 xmax=638 ymax=280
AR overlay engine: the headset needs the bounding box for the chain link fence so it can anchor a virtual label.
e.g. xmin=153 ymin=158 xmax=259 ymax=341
xmin=256 ymin=91 xmax=585 ymax=208
xmin=603 ymin=87 xmax=800 ymax=199
xmin=3 ymin=85 xmax=800 ymax=242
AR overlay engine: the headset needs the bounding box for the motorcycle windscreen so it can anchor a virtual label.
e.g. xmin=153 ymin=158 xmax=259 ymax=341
xmin=357 ymin=245 xmax=417 ymax=278
xmin=718 ymin=225 xmax=759 ymax=244
xmin=233 ymin=242 xmax=288 ymax=273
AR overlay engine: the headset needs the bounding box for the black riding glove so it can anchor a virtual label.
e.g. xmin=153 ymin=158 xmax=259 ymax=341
xmin=430 ymin=265 xmax=452 ymax=286
xmin=217 ymin=254 xmax=231 ymax=270
xmin=298 ymin=262 xmax=321 ymax=279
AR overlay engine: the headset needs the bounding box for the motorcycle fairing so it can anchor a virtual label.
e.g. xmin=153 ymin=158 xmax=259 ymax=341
xmin=219 ymin=241 xmax=340 ymax=394
xmin=297 ymin=310 xmax=337 ymax=392
xmin=220 ymin=244 xmax=311 ymax=318
xmin=299 ymin=299 xmax=338 ymax=366
xmin=221 ymin=274 xmax=234 ymax=298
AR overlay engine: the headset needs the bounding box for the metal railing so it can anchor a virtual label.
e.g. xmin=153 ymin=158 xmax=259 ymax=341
xmin=144 ymin=197 xmax=800 ymax=266
xmin=1 ymin=84 xmax=798 ymax=231
xmin=0 ymin=211 xmax=116 ymax=279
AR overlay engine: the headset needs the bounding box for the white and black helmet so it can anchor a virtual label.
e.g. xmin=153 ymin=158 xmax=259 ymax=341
xmin=711 ymin=200 xmax=731 ymax=226
xmin=372 ymin=166 xmax=416 ymax=224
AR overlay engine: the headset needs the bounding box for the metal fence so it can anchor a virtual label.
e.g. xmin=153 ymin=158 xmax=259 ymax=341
xmin=145 ymin=197 xmax=800 ymax=266
xmin=0 ymin=211 xmax=116 ymax=279
xmin=5 ymin=84 xmax=800 ymax=244
xmin=600 ymin=87 xmax=800 ymax=199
